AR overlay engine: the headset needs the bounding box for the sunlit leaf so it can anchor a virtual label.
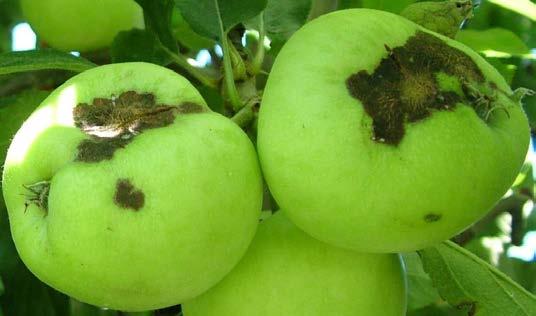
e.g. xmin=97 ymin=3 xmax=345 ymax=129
xmin=419 ymin=241 xmax=536 ymax=315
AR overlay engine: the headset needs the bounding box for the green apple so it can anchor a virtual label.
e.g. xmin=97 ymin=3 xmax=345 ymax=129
xmin=182 ymin=212 xmax=407 ymax=316
xmin=20 ymin=0 xmax=144 ymax=52
xmin=2 ymin=62 xmax=262 ymax=311
xmin=257 ymin=9 xmax=529 ymax=253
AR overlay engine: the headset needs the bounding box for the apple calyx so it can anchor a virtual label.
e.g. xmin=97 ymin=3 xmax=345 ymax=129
xmin=346 ymin=31 xmax=503 ymax=146
xmin=512 ymin=88 xmax=536 ymax=103
xmin=23 ymin=180 xmax=51 ymax=213
xmin=73 ymin=91 xmax=206 ymax=163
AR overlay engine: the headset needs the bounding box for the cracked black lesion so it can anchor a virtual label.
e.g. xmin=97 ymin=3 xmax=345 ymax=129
xmin=424 ymin=213 xmax=442 ymax=223
xmin=114 ymin=179 xmax=145 ymax=211
xmin=346 ymin=31 xmax=496 ymax=146
xmin=73 ymin=91 xmax=205 ymax=162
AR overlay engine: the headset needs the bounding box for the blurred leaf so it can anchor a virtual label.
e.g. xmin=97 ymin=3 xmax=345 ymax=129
xmin=456 ymin=28 xmax=529 ymax=57
xmin=134 ymin=0 xmax=178 ymax=51
xmin=487 ymin=0 xmax=536 ymax=22
xmin=172 ymin=9 xmax=215 ymax=51
xmin=512 ymin=163 xmax=534 ymax=196
xmin=176 ymin=0 xmax=267 ymax=39
xmin=262 ymin=0 xmax=312 ymax=41
xmin=466 ymin=1 xmax=536 ymax=48
xmin=0 ymin=261 xmax=70 ymax=316
xmin=197 ymin=85 xmax=224 ymax=113
xmin=338 ymin=0 xmax=362 ymax=9
xmin=0 ymin=0 xmax=22 ymax=53
xmin=403 ymin=252 xmax=442 ymax=311
xmin=463 ymin=237 xmax=498 ymax=265
xmin=0 ymin=50 xmax=96 ymax=75
xmin=419 ymin=241 xmax=536 ymax=315
xmin=498 ymin=253 xmax=536 ymax=294
xmin=361 ymin=0 xmax=416 ymax=14
xmin=484 ymin=58 xmax=517 ymax=85
xmin=527 ymin=207 xmax=536 ymax=232
xmin=111 ymin=29 xmax=171 ymax=65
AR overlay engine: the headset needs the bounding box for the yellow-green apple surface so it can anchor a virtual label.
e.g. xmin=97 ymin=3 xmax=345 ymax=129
xmin=182 ymin=211 xmax=407 ymax=316
xmin=1 ymin=62 xmax=262 ymax=311
xmin=20 ymin=0 xmax=144 ymax=52
xmin=257 ymin=9 xmax=530 ymax=253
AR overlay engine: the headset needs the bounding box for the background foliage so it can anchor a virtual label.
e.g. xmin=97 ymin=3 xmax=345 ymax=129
xmin=0 ymin=0 xmax=535 ymax=315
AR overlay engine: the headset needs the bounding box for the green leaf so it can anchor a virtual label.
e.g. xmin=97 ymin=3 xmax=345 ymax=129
xmin=134 ymin=0 xmax=178 ymax=51
xmin=465 ymin=1 xmax=536 ymax=48
xmin=0 ymin=262 xmax=70 ymax=316
xmin=172 ymin=9 xmax=215 ymax=51
xmin=111 ymin=29 xmax=171 ymax=65
xmin=361 ymin=0 xmax=416 ymax=14
xmin=484 ymin=58 xmax=517 ymax=85
xmin=456 ymin=28 xmax=530 ymax=57
xmin=419 ymin=241 xmax=536 ymax=315
xmin=486 ymin=0 xmax=536 ymax=22
xmin=0 ymin=50 xmax=96 ymax=75
xmin=498 ymin=253 xmax=536 ymax=294
xmin=338 ymin=0 xmax=362 ymax=9
xmin=176 ymin=0 xmax=267 ymax=39
xmin=403 ymin=252 xmax=442 ymax=311
xmin=263 ymin=0 xmax=312 ymax=41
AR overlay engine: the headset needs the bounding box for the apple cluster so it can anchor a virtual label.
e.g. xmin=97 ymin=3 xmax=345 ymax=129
xmin=2 ymin=5 xmax=529 ymax=316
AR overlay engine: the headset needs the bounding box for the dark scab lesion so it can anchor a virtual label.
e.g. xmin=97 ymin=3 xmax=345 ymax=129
xmin=114 ymin=179 xmax=145 ymax=211
xmin=76 ymin=138 xmax=130 ymax=163
xmin=346 ymin=31 xmax=485 ymax=146
xmin=178 ymin=102 xmax=204 ymax=114
xmin=424 ymin=213 xmax=442 ymax=223
xmin=73 ymin=90 xmax=206 ymax=163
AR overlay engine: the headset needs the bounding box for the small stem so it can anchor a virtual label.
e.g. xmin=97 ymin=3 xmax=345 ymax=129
xmin=221 ymin=34 xmax=242 ymax=110
xmin=231 ymin=98 xmax=259 ymax=128
xmin=250 ymin=15 xmax=266 ymax=75
xmin=161 ymin=45 xmax=218 ymax=89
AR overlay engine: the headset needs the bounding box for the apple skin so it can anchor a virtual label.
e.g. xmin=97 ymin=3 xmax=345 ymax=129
xmin=2 ymin=62 xmax=262 ymax=311
xmin=182 ymin=212 xmax=407 ymax=316
xmin=20 ymin=0 xmax=144 ymax=52
xmin=257 ymin=9 xmax=529 ymax=253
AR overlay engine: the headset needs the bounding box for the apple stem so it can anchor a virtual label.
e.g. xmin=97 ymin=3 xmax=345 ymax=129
xmin=249 ymin=15 xmax=266 ymax=76
xmin=161 ymin=45 xmax=219 ymax=89
xmin=231 ymin=98 xmax=260 ymax=128
xmin=221 ymin=34 xmax=243 ymax=111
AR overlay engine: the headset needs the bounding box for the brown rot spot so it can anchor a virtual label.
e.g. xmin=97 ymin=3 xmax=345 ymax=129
xmin=73 ymin=91 xmax=206 ymax=162
xmin=76 ymin=138 xmax=130 ymax=163
xmin=178 ymin=102 xmax=205 ymax=114
xmin=424 ymin=213 xmax=442 ymax=223
xmin=114 ymin=179 xmax=145 ymax=211
xmin=346 ymin=31 xmax=489 ymax=146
